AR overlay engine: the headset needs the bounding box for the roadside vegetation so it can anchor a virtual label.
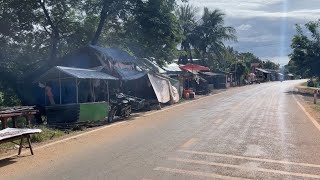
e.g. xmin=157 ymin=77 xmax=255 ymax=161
xmin=0 ymin=126 xmax=64 ymax=154
xmin=0 ymin=0 xmax=280 ymax=106
xmin=287 ymin=19 xmax=320 ymax=83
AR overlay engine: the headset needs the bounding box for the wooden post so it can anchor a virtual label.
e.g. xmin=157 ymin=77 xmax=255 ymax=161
xmin=27 ymin=135 xmax=34 ymax=155
xmin=0 ymin=118 xmax=8 ymax=129
xmin=59 ymin=71 xmax=62 ymax=104
xmin=107 ymin=80 xmax=110 ymax=103
xmin=18 ymin=136 xmax=23 ymax=155
xmin=12 ymin=116 xmax=17 ymax=128
xmin=76 ymin=79 xmax=79 ymax=103
xmin=314 ymin=90 xmax=318 ymax=104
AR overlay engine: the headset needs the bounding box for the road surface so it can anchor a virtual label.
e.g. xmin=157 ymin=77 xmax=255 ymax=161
xmin=2 ymin=80 xmax=320 ymax=180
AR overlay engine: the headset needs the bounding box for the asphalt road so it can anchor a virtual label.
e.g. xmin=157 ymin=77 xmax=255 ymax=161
xmin=2 ymin=80 xmax=320 ymax=180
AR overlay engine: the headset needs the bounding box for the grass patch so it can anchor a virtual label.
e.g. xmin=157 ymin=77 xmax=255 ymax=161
xmin=302 ymin=82 xmax=308 ymax=87
xmin=0 ymin=126 xmax=65 ymax=154
xmin=30 ymin=126 xmax=65 ymax=143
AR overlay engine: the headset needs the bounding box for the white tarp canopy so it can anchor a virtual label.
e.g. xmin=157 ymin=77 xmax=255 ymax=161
xmin=147 ymin=74 xmax=179 ymax=103
xmin=0 ymin=128 xmax=42 ymax=141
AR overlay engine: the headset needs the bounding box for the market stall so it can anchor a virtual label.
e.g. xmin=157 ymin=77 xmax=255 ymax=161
xmin=34 ymin=66 xmax=118 ymax=127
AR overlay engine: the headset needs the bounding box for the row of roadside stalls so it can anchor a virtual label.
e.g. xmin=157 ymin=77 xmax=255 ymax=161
xmin=255 ymin=68 xmax=294 ymax=82
xmin=33 ymin=45 xmax=181 ymax=127
xmin=162 ymin=63 xmax=232 ymax=95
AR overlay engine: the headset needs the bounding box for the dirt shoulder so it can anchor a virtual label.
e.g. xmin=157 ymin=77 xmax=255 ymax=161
xmin=0 ymin=89 xmax=227 ymax=158
xmin=295 ymin=86 xmax=320 ymax=123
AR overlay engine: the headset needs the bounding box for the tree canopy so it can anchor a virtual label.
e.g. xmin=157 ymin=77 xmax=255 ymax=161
xmin=288 ymin=20 xmax=320 ymax=78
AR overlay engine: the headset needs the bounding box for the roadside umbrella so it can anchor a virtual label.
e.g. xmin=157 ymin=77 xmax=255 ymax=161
xmin=179 ymin=64 xmax=210 ymax=71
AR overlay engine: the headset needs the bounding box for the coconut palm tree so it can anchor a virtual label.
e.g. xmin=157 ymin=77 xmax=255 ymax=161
xmin=175 ymin=4 xmax=198 ymax=61
xmin=190 ymin=8 xmax=237 ymax=66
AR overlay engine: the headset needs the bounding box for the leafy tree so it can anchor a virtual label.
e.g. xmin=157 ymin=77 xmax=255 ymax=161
xmin=289 ymin=20 xmax=320 ymax=78
xmin=107 ymin=0 xmax=182 ymax=64
xmin=262 ymin=60 xmax=280 ymax=70
xmin=190 ymin=8 xmax=237 ymax=64
xmin=176 ymin=3 xmax=198 ymax=61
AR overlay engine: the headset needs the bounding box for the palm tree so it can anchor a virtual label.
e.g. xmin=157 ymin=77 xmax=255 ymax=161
xmin=176 ymin=4 xmax=198 ymax=61
xmin=190 ymin=8 xmax=237 ymax=66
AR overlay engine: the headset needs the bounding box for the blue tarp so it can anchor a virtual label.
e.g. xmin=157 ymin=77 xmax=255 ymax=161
xmin=34 ymin=66 xmax=118 ymax=83
xmin=89 ymin=45 xmax=137 ymax=63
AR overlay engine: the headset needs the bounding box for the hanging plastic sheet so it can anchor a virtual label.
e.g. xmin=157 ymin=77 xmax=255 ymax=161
xmin=147 ymin=74 xmax=179 ymax=103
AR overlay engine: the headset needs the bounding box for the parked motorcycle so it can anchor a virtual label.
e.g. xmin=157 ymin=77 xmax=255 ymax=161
xmin=108 ymin=93 xmax=132 ymax=123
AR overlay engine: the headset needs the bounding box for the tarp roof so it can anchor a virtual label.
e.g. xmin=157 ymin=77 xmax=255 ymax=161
xmin=256 ymin=68 xmax=270 ymax=74
xmin=136 ymin=58 xmax=166 ymax=74
xmin=115 ymin=68 xmax=147 ymax=81
xmin=34 ymin=66 xmax=118 ymax=82
xmin=89 ymin=45 xmax=137 ymax=63
xmin=180 ymin=64 xmax=210 ymax=71
xmin=163 ymin=63 xmax=182 ymax=72
xmin=200 ymin=72 xmax=225 ymax=76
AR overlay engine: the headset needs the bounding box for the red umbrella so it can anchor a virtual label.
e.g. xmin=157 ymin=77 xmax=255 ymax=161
xmin=179 ymin=64 xmax=210 ymax=71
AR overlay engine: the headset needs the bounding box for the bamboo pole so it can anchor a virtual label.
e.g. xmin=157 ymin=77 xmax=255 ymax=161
xmin=59 ymin=71 xmax=62 ymax=104
xmin=76 ymin=79 xmax=79 ymax=104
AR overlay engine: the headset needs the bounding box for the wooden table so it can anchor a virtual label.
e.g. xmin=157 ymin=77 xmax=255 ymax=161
xmin=0 ymin=111 xmax=38 ymax=129
xmin=0 ymin=128 xmax=42 ymax=155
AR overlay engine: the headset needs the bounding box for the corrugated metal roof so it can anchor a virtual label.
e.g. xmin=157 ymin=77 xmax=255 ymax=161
xmin=56 ymin=66 xmax=118 ymax=80
xmin=89 ymin=45 xmax=136 ymax=63
xmin=256 ymin=68 xmax=270 ymax=73
xmin=34 ymin=66 xmax=118 ymax=82
xmin=163 ymin=63 xmax=182 ymax=72
xmin=136 ymin=58 xmax=166 ymax=74
xmin=115 ymin=68 xmax=147 ymax=80
xmin=200 ymin=72 xmax=225 ymax=76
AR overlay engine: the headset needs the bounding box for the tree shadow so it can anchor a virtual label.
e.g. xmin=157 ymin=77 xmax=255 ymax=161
xmin=0 ymin=154 xmax=32 ymax=168
xmin=284 ymin=90 xmax=314 ymax=97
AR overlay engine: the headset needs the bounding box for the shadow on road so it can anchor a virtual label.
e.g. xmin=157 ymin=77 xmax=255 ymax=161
xmin=0 ymin=155 xmax=32 ymax=168
xmin=284 ymin=90 xmax=314 ymax=97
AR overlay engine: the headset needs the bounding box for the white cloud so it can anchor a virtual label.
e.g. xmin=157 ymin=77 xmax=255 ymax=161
xmin=188 ymin=0 xmax=320 ymax=20
xmin=237 ymin=24 xmax=252 ymax=31
xmin=261 ymin=56 xmax=290 ymax=65
xmin=184 ymin=0 xmax=319 ymax=65
xmin=225 ymin=9 xmax=320 ymax=20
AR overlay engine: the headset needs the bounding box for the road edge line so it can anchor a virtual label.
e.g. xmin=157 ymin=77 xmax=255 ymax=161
xmin=1 ymin=90 xmax=229 ymax=159
xmin=292 ymin=94 xmax=320 ymax=132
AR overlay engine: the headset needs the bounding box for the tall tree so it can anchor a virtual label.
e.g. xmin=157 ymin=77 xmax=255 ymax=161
xmin=109 ymin=0 xmax=182 ymax=64
xmin=90 ymin=0 xmax=135 ymax=45
xmin=176 ymin=3 xmax=197 ymax=61
xmin=289 ymin=20 xmax=320 ymax=78
xmin=190 ymin=8 xmax=237 ymax=65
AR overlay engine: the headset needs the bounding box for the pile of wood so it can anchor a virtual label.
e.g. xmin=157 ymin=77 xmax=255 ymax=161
xmin=0 ymin=106 xmax=36 ymax=115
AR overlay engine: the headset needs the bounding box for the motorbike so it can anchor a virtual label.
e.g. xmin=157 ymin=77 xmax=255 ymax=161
xmin=108 ymin=93 xmax=132 ymax=123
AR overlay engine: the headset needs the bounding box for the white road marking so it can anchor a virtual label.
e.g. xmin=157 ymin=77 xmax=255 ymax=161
xmin=154 ymin=167 xmax=250 ymax=180
xmin=179 ymin=150 xmax=320 ymax=168
xmin=2 ymin=90 xmax=228 ymax=159
xmin=169 ymin=158 xmax=320 ymax=179
xmin=180 ymin=138 xmax=198 ymax=149
xmin=1 ymin=121 xmax=126 ymax=159
xmin=292 ymin=95 xmax=320 ymax=132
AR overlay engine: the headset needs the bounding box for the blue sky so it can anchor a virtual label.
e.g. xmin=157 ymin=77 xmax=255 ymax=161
xmin=187 ymin=0 xmax=320 ymax=65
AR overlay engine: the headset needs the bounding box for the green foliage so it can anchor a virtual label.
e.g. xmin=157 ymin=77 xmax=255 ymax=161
xmin=107 ymin=0 xmax=183 ymax=63
xmin=262 ymin=60 xmax=280 ymax=70
xmin=289 ymin=20 xmax=320 ymax=78
xmin=190 ymin=8 xmax=237 ymax=62
xmin=30 ymin=126 xmax=65 ymax=142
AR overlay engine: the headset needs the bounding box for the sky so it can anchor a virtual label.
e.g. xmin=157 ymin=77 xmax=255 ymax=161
xmin=187 ymin=0 xmax=320 ymax=65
